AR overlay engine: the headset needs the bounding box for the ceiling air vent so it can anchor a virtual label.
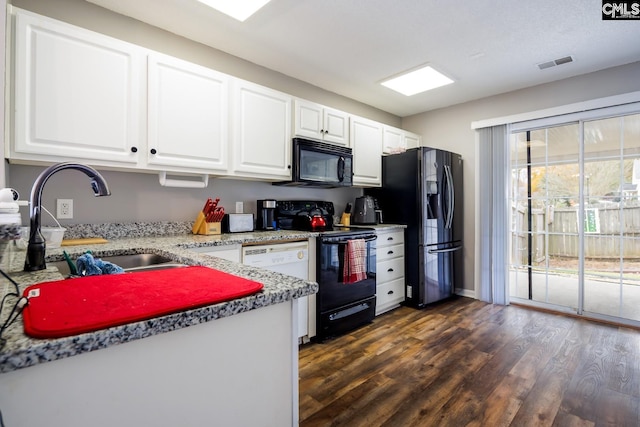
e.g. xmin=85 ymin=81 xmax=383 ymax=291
xmin=537 ymin=55 xmax=574 ymax=70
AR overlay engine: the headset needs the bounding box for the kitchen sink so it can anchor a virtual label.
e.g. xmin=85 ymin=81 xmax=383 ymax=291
xmin=48 ymin=253 xmax=188 ymax=277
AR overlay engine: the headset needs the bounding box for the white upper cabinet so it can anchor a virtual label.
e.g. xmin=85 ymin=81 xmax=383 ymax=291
xmin=404 ymin=131 xmax=421 ymax=149
xmin=294 ymin=99 xmax=349 ymax=146
xmin=382 ymin=126 xmax=403 ymax=154
xmin=351 ymin=115 xmax=383 ymax=187
xmin=8 ymin=8 xmax=416 ymax=186
xmin=11 ymin=8 xmax=143 ymax=165
xmin=383 ymin=125 xmax=422 ymax=154
xmin=147 ymin=54 xmax=229 ymax=173
xmin=231 ymin=79 xmax=292 ymax=179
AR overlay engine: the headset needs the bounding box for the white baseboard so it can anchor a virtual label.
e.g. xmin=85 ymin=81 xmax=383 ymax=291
xmin=455 ymin=288 xmax=476 ymax=299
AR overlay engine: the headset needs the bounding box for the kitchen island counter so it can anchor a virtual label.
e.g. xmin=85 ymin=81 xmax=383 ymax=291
xmin=0 ymin=228 xmax=317 ymax=373
xmin=0 ymin=227 xmax=319 ymax=427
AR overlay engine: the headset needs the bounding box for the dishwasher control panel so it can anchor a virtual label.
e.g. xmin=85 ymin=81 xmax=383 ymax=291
xmin=242 ymin=241 xmax=308 ymax=268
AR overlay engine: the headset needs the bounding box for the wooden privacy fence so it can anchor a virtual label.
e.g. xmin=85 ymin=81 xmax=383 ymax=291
xmin=512 ymin=204 xmax=640 ymax=264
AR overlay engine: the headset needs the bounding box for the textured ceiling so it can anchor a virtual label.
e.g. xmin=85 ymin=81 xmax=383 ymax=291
xmin=86 ymin=0 xmax=640 ymax=117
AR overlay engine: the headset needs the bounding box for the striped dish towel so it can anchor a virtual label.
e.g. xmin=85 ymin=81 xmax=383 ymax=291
xmin=343 ymin=239 xmax=367 ymax=284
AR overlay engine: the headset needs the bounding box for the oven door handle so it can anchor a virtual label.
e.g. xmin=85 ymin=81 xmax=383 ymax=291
xmin=321 ymin=235 xmax=377 ymax=245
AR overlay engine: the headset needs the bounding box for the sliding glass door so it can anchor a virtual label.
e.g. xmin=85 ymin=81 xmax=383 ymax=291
xmin=582 ymin=114 xmax=640 ymax=320
xmin=509 ymin=112 xmax=640 ymax=323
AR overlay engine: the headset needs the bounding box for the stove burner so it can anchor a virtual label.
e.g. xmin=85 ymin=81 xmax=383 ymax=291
xmin=276 ymin=200 xmax=335 ymax=232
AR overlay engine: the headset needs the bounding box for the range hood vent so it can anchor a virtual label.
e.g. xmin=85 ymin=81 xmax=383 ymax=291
xmin=537 ymin=55 xmax=574 ymax=70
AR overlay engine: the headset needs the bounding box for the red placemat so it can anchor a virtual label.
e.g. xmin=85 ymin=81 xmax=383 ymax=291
xmin=22 ymin=266 xmax=263 ymax=339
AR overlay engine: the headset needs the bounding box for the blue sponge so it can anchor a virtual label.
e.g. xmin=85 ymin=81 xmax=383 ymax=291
xmin=76 ymin=253 xmax=124 ymax=276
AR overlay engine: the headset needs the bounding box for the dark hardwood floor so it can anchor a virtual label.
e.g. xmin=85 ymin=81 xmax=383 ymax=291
xmin=298 ymin=297 xmax=640 ymax=427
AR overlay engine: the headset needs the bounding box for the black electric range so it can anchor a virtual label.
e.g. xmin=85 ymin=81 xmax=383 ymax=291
xmin=276 ymin=200 xmax=377 ymax=341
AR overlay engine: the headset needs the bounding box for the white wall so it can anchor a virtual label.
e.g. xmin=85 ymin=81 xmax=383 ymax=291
xmin=402 ymin=61 xmax=640 ymax=292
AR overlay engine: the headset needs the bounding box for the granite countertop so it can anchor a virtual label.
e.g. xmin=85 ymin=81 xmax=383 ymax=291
xmin=0 ymin=222 xmax=406 ymax=374
xmin=0 ymin=226 xmax=321 ymax=374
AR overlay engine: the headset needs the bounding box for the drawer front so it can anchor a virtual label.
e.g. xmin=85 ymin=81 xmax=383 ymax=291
xmin=377 ymin=230 xmax=404 ymax=247
xmin=377 ymin=243 xmax=404 ymax=262
xmin=376 ymin=278 xmax=405 ymax=314
xmin=377 ymin=258 xmax=404 ymax=283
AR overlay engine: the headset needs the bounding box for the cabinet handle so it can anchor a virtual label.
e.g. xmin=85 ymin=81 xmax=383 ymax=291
xmin=387 ymin=237 xmax=393 ymax=241
xmin=150 ymin=148 xmax=157 ymax=155
xmin=387 ymin=250 xmax=394 ymax=255
xmin=387 ymin=268 xmax=394 ymax=272
xmin=130 ymin=146 xmax=138 ymax=153
xmin=387 ymin=290 xmax=394 ymax=295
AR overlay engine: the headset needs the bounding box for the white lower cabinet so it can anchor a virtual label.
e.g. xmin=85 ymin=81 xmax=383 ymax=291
xmin=0 ymin=302 xmax=298 ymax=427
xmin=376 ymin=229 xmax=405 ymax=315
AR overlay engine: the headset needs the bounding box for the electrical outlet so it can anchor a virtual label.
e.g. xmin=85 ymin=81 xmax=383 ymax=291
xmin=56 ymin=199 xmax=73 ymax=219
xmin=235 ymin=202 xmax=244 ymax=213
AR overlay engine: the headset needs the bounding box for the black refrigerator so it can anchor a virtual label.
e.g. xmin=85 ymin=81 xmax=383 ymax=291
xmin=366 ymin=147 xmax=463 ymax=307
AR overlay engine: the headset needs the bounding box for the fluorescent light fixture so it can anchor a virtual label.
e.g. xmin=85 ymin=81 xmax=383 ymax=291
xmin=196 ymin=0 xmax=271 ymax=22
xmin=381 ymin=65 xmax=454 ymax=96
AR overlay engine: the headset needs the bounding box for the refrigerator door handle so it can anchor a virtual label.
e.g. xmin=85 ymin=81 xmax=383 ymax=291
xmin=428 ymin=245 xmax=462 ymax=254
xmin=444 ymin=164 xmax=455 ymax=229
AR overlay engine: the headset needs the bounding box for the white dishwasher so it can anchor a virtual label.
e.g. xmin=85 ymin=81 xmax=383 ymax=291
xmin=242 ymin=241 xmax=310 ymax=340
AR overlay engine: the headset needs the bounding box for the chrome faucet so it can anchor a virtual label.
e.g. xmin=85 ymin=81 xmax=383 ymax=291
xmin=24 ymin=162 xmax=111 ymax=271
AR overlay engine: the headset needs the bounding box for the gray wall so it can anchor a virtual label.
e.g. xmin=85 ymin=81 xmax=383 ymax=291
xmin=402 ymin=61 xmax=640 ymax=293
xmin=9 ymin=166 xmax=362 ymax=227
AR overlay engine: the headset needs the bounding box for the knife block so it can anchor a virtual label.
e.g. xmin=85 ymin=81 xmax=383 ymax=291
xmin=197 ymin=222 xmax=221 ymax=235
xmin=192 ymin=211 xmax=222 ymax=235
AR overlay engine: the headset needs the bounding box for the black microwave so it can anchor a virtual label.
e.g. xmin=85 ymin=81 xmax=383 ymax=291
xmin=274 ymin=138 xmax=353 ymax=188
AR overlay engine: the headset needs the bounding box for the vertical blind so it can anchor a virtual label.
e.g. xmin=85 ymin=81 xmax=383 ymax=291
xmin=477 ymin=125 xmax=509 ymax=304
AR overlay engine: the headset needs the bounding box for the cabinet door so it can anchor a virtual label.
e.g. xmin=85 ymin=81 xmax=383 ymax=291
xmin=404 ymin=131 xmax=421 ymax=149
xmin=293 ymin=100 xmax=349 ymax=146
xmin=376 ymin=278 xmax=405 ymax=315
xmin=377 ymin=230 xmax=405 ymax=247
xmin=232 ymin=79 xmax=292 ymax=179
xmin=147 ymin=54 xmax=228 ymax=172
xmin=294 ymin=99 xmax=323 ymax=140
xmin=351 ymin=116 xmax=383 ymax=186
xmin=383 ymin=126 xmax=403 ymax=154
xmin=377 ymin=243 xmax=405 ymax=262
xmin=12 ymin=10 xmax=142 ymax=165
xmin=323 ymin=107 xmax=349 ymax=146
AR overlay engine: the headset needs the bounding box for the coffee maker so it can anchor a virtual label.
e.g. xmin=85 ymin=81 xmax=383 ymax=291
xmin=256 ymin=199 xmax=277 ymax=230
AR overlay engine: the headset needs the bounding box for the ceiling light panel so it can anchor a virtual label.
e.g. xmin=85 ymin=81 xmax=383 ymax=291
xmin=196 ymin=0 xmax=271 ymax=22
xmin=381 ymin=66 xmax=454 ymax=96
